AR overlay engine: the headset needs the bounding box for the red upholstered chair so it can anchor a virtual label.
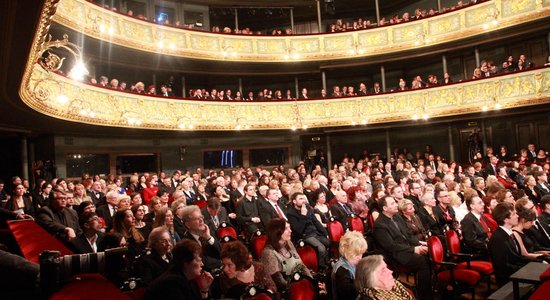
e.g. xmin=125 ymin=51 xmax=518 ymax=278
xmin=445 ymin=228 xmax=493 ymax=292
xmin=194 ymin=198 xmax=207 ymax=209
xmin=348 ymin=214 xmax=364 ymax=234
xmin=289 ymin=273 xmax=317 ymax=300
xmin=540 ymin=267 xmax=550 ymax=282
xmin=217 ymin=222 xmax=238 ymax=242
xmin=427 ymin=234 xmax=481 ymax=298
xmin=530 ymin=281 xmax=550 ymax=300
xmin=296 ymin=240 xmax=318 ymax=273
xmin=327 ymin=217 xmax=345 ymax=258
xmin=49 ymin=273 xmax=133 ymax=300
xmin=250 ymin=230 xmax=268 ymax=259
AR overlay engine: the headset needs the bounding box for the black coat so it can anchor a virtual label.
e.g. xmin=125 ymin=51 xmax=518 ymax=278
xmin=142 ymin=268 xmax=204 ymax=300
xmin=373 ymin=213 xmax=420 ymax=265
xmin=488 ymin=227 xmax=530 ymax=286
xmin=135 ymin=249 xmax=171 ymax=285
xmin=460 ymin=212 xmax=489 ymax=254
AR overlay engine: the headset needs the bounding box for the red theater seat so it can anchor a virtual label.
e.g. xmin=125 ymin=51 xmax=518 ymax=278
xmin=49 ymin=274 xmax=132 ymax=300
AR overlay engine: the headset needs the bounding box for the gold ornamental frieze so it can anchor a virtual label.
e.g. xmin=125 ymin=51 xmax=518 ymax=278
xmin=52 ymin=0 xmax=550 ymax=62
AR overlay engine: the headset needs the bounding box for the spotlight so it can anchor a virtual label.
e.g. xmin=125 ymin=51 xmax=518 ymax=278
xmin=56 ymin=95 xmax=68 ymax=104
xmin=69 ymin=61 xmax=89 ymax=81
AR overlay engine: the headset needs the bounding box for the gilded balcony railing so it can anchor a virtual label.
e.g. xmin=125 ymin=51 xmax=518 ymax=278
xmin=51 ymin=0 xmax=550 ymax=62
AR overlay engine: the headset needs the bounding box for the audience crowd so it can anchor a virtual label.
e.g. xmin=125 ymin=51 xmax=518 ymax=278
xmin=85 ymin=53 xmax=539 ymax=101
xmin=1 ymin=139 xmax=550 ymax=299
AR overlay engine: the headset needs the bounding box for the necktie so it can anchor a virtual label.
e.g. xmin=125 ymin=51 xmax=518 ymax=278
xmin=479 ymin=216 xmax=491 ymax=238
xmin=111 ymin=205 xmax=117 ymax=217
xmin=343 ymin=204 xmax=352 ymax=215
xmin=274 ymin=204 xmax=284 ymax=219
xmin=213 ymin=216 xmax=219 ymax=228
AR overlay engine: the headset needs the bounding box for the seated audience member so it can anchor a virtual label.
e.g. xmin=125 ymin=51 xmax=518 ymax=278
xmin=135 ymin=227 xmax=173 ymax=285
xmin=497 ymin=165 xmax=517 ymax=189
xmin=512 ymin=208 xmax=550 ymax=262
xmin=144 ymin=196 xmax=162 ymax=223
xmin=153 ymin=206 xmax=181 ymax=244
xmin=235 ymin=184 xmax=264 ymax=239
xmin=171 ymin=199 xmax=186 ymax=238
xmin=286 ymin=192 xmax=330 ymax=268
xmin=201 ymin=197 xmax=230 ymax=235
xmin=417 ymin=192 xmax=444 ymax=238
xmin=36 ymin=188 xmax=81 ymax=242
xmin=258 ymin=188 xmax=288 ymax=229
xmin=488 ymin=202 xmax=530 ymax=286
xmin=100 ymin=208 xmax=146 ymax=257
xmin=261 ymin=218 xmax=311 ymax=292
xmin=142 ymin=239 xmax=214 ymax=299
xmin=433 ymin=188 xmax=458 ymax=231
xmin=460 ymin=195 xmax=490 ymax=256
xmin=332 ymin=231 xmax=368 ymax=300
xmin=398 ymin=199 xmax=427 ymax=242
xmin=5 ymin=184 xmax=35 ymax=217
xmin=181 ymin=205 xmax=222 ymax=272
xmin=354 ymin=255 xmax=414 ymax=300
xmin=524 ymin=175 xmax=541 ymax=204
xmin=216 ymin=240 xmax=277 ymax=298
xmin=87 ymin=180 xmax=105 ymax=205
xmin=96 ymin=190 xmax=119 ymax=229
xmin=373 ymin=196 xmax=431 ymax=300
xmin=539 ymin=195 xmax=550 ymax=226
xmin=535 ymin=171 xmax=550 ymax=199
xmin=313 ymin=190 xmax=330 ymax=227
xmin=330 ymin=190 xmax=353 ymax=229
xmin=70 ymin=211 xmax=103 ymax=254
xmin=132 ymin=203 xmax=152 ymax=240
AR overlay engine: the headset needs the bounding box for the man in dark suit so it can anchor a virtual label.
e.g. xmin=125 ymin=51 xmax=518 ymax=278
xmin=527 ymin=144 xmax=538 ymax=163
xmin=534 ymin=171 xmax=550 ymax=198
xmin=95 ymin=190 xmax=119 ymax=230
xmin=32 ymin=182 xmax=52 ymax=209
xmin=229 ymin=179 xmax=246 ymax=204
xmin=460 ymin=195 xmax=490 ymax=256
xmin=286 ymin=192 xmax=330 ymax=268
xmin=201 ymin=197 xmax=229 ymax=234
xmin=258 ymin=188 xmax=287 ymax=229
xmin=330 ymin=190 xmax=352 ymax=230
xmin=373 ymin=195 xmax=432 ymax=300
xmin=488 ymin=202 xmax=529 ymax=286
xmin=87 ymin=180 xmax=105 ymax=205
xmin=70 ymin=211 xmax=103 ymax=254
xmin=484 ymin=156 xmax=499 ymax=178
xmin=530 ymin=195 xmax=550 ymax=248
xmin=405 ymin=181 xmax=423 ymax=211
xmin=181 ymin=205 xmax=221 ymax=272
xmin=235 ymin=184 xmax=263 ymax=238
xmin=36 ymin=188 xmax=81 ymax=242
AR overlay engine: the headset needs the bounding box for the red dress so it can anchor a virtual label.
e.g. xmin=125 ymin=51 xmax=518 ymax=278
xmin=141 ymin=187 xmax=158 ymax=205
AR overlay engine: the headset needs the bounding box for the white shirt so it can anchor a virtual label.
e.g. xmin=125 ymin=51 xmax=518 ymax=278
xmin=269 ymin=201 xmax=287 ymax=220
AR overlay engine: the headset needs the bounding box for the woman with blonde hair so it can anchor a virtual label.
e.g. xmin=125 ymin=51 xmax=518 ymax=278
xmin=153 ymin=206 xmax=181 ymax=244
xmin=332 ymin=231 xmax=368 ymax=300
xmin=73 ymin=183 xmax=92 ymax=206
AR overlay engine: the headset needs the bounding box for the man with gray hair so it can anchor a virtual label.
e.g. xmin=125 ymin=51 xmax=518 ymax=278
xmin=96 ymin=190 xmax=119 ymax=229
xmin=181 ymin=205 xmax=221 ymax=271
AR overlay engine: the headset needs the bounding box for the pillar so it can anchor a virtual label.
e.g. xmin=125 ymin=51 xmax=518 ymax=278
xmin=380 ymin=65 xmax=386 ymax=92
xmin=316 ymin=0 xmax=322 ymax=33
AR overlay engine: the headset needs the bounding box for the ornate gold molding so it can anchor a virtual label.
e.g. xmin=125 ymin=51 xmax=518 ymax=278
xmin=50 ymin=0 xmax=550 ymax=62
xmin=20 ymin=64 xmax=550 ymax=131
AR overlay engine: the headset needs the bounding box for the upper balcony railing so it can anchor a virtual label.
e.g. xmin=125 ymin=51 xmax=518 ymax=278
xmin=21 ymin=62 xmax=550 ymax=131
xmin=52 ymin=0 xmax=550 ymax=62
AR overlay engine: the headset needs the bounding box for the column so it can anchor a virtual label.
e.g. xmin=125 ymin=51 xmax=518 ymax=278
xmin=152 ymin=74 xmax=157 ymax=88
xmin=290 ymin=8 xmax=295 ymax=32
xmin=321 ymin=71 xmax=327 ymax=92
xmin=442 ymin=54 xmax=448 ymax=75
xmin=380 ymin=65 xmax=386 ymax=92
xmin=21 ymin=136 xmax=29 ymax=180
xmin=481 ymin=120 xmax=487 ymax=154
xmin=474 ymin=48 xmax=480 ymax=67
xmin=234 ymin=8 xmax=239 ymax=30
xmin=181 ymin=76 xmax=186 ymax=97
xmin=238 ymin=78 xmax=243 ymax=94
xmin=294 ymin=76 xmax=299 ymax=98
xmin=437 ymin=0 xmax=442 ymax=11
xmin=448 ymin=125 xmax=455 ymax=162
xmin=385 ymin=129 xmax=391 ymax=161
xmin=28 ymin=140 xmax=35 ymax=188
xmin=547 ymin=32 xmax=550 ymax=52
xmin=316 ymin=0 xmax=322 ymax=33
xmin=374 ymin=0 xmax=381 ymax=23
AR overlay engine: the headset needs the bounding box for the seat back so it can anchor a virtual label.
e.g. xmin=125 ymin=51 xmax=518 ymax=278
xmin=445 ymin=229 xmax=461 ymax=255
xmin=296 ymin=241 xmax=318 ymax=273
xmin=289 ymin=278 xmax=316 ymax=300
xmin=251 ymin=233 xmax=268 ymax=259
xmin=427 ymin=235 xmax=445 ymax=264
xmin=327 ymin=219 xmax=345 ymax=242
xmin=194 ymin=198 xmax=207 ymax=209
xmin=348 ymin=216 xmax=364 ymax=233
xmin=217 ymin=223 xmax=238 ymax=242
xmin=8 ymin=220 xmax=73 ymax=263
